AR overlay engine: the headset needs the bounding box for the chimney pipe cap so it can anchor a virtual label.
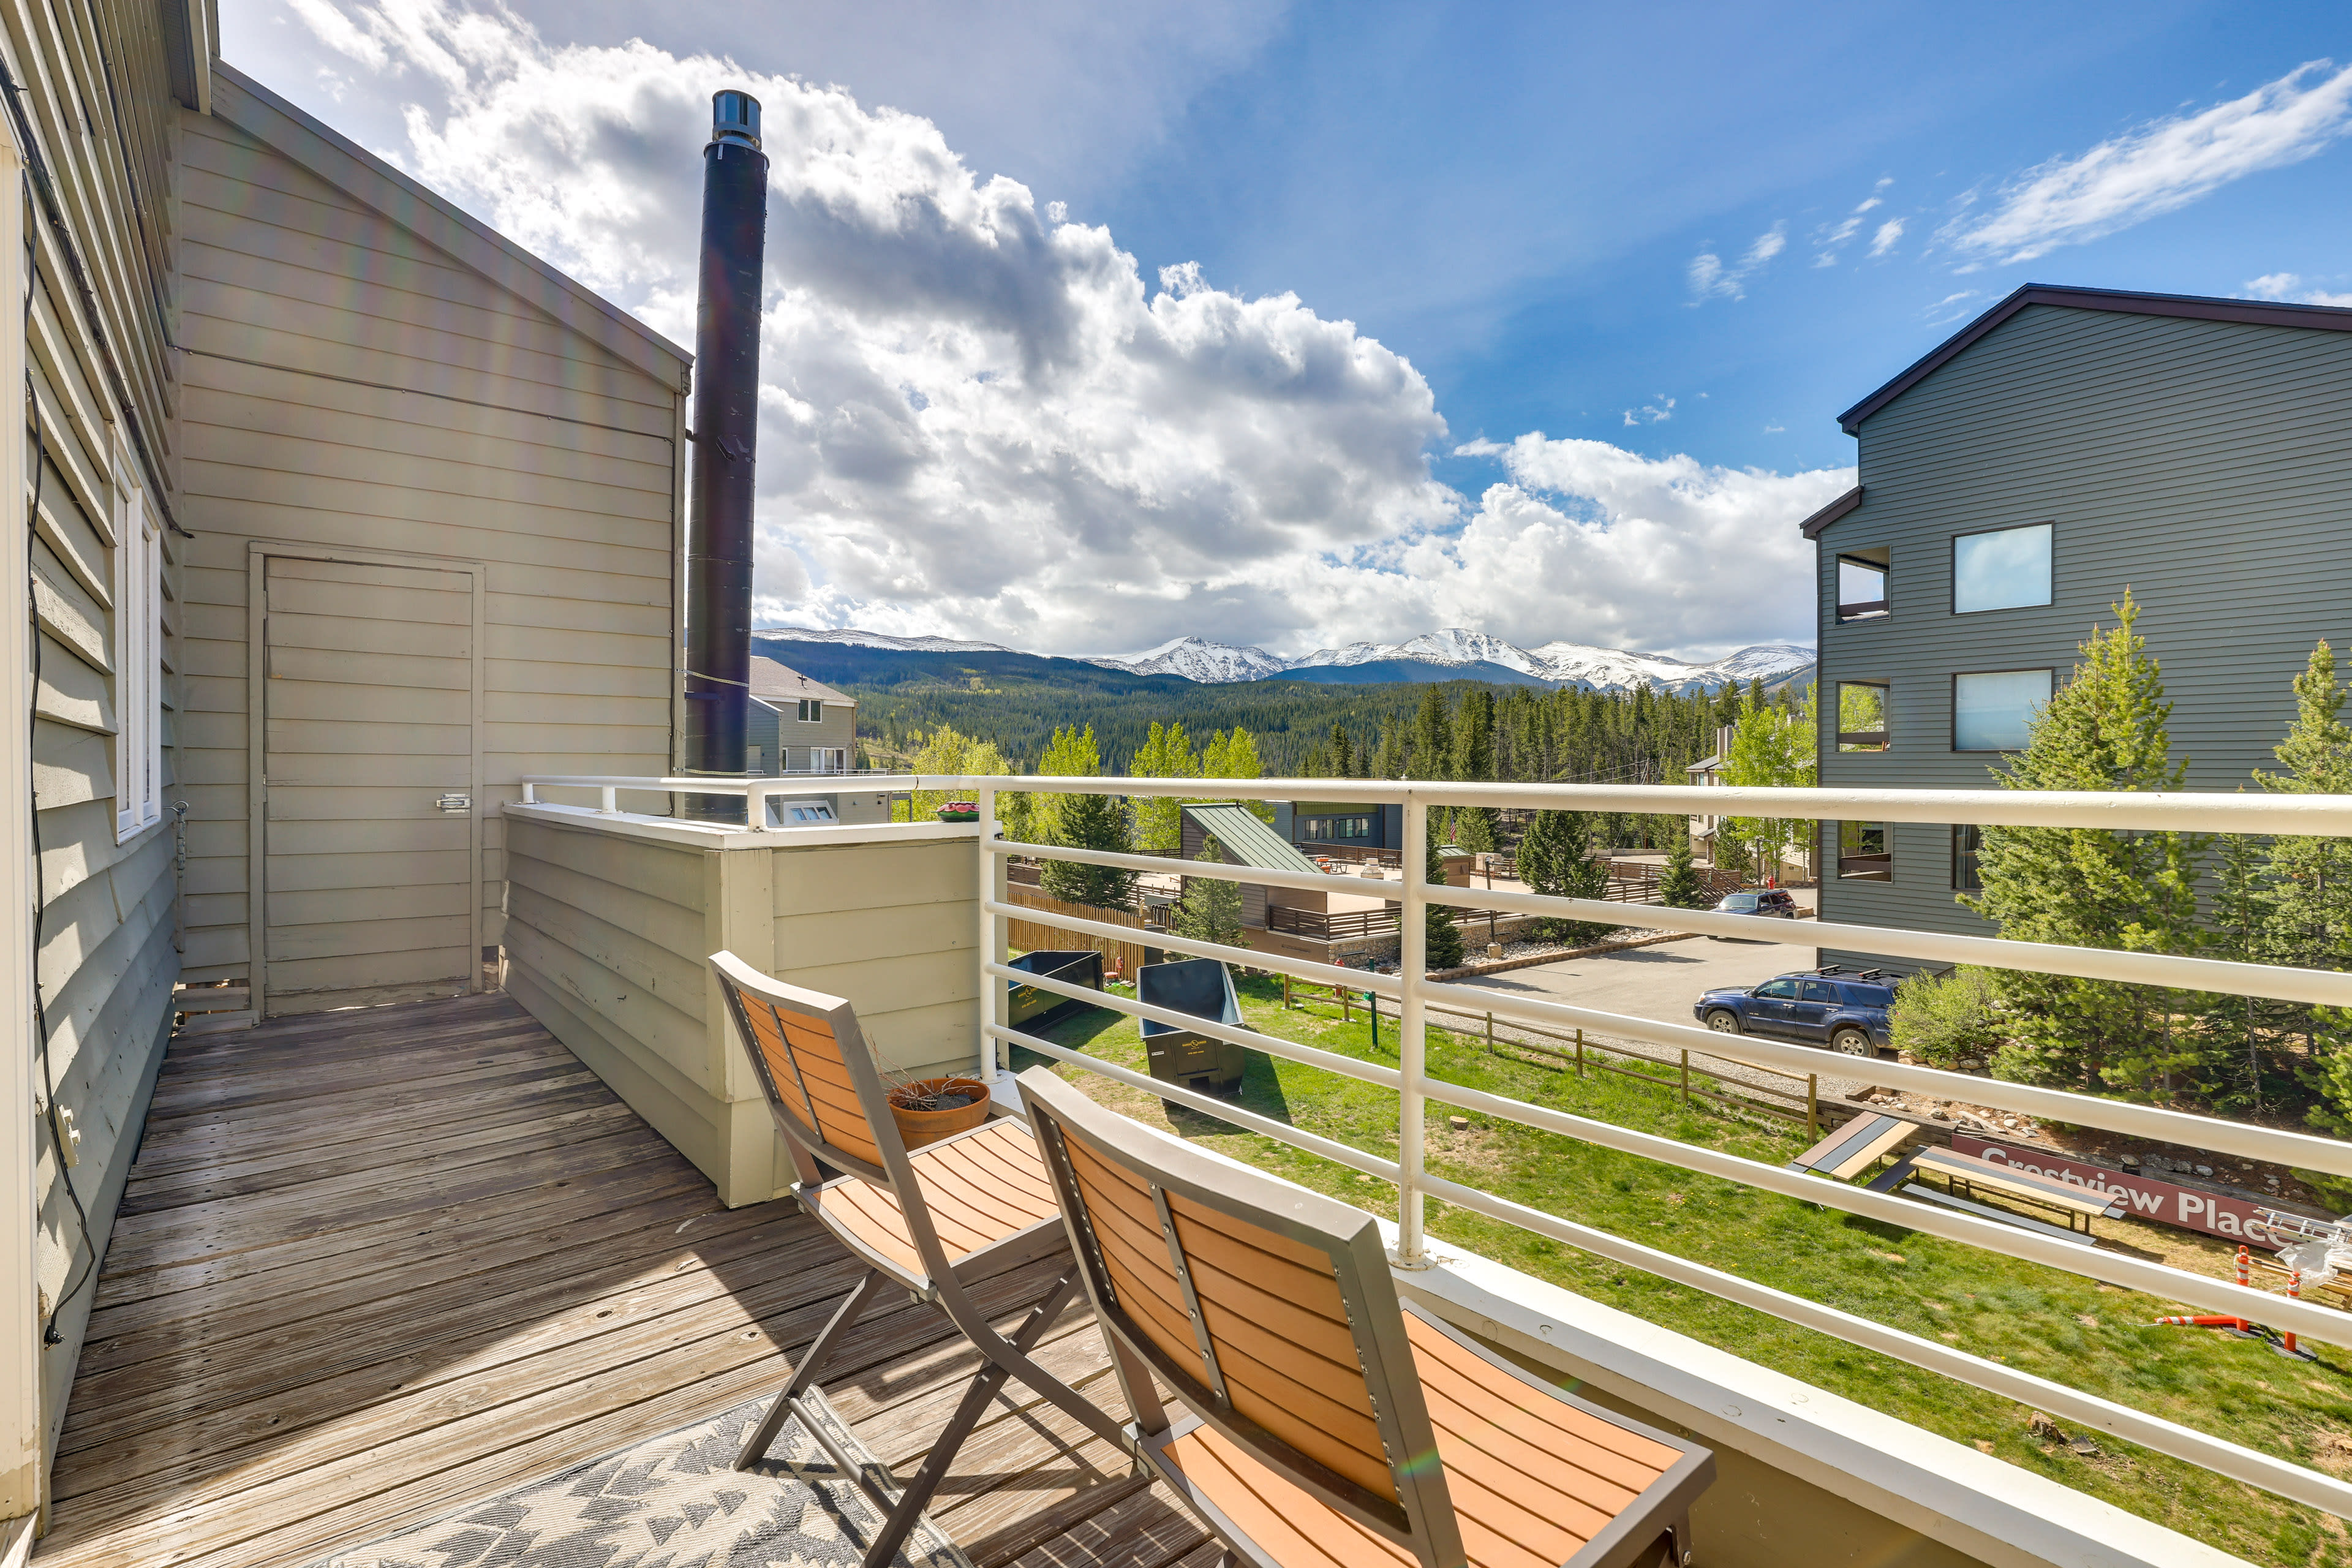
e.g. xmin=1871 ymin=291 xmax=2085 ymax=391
xmin=710 ymin=89 xmax=761 ymax=149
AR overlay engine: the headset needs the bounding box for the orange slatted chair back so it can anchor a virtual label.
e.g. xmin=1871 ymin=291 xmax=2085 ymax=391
xmin=710 ymin=950 xmax=892 ymax=1183
xmin=1022 ymin=1069 xmax=1461 ymax=1568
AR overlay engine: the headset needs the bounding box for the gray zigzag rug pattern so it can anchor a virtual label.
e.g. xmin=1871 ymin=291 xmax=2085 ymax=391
xmin=304 ymin=1388 xmax=977 ymax=1568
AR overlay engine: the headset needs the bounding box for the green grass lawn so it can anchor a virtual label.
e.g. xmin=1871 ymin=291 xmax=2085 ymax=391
xmin=1012 ymin=972 xmax=2352 ymax=1568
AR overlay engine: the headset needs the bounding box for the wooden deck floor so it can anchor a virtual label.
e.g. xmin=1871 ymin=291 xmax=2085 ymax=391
xmin=38 ymin=993 xmax=1213 ymax=1568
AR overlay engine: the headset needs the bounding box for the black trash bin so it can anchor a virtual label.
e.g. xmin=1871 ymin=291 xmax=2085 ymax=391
xmin=1138 ymin=958 xmax=1246 ymax=1097
xmin=1004 ymin=949 xmax=1106 ymax=1031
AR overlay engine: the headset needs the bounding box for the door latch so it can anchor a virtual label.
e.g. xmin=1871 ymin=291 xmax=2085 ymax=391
xmin=435 ymin=794 xmax=472 ymax=815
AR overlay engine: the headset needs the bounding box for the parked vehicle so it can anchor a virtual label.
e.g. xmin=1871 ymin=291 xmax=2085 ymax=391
xmin=1704 ymin=889 xmax=1798 ymax=938
xmin=1693 ymin=966 xmax=1895 ymax=1056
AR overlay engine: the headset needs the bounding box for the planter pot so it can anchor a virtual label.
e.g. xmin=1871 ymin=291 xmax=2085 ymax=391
xmin=889 ymin=1077 xmax=990 ymax=1149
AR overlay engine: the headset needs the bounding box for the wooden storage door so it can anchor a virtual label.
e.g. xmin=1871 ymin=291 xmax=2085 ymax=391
xmin=257 ymin=554 xmax=482 ymax=1016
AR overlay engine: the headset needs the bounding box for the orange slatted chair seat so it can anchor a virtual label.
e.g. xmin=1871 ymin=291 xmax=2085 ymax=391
xmin=1159 ymin=1313 xmax=1684 ymax=1568
xmin=813 ymin=1120 xmax=1063 ymax=1275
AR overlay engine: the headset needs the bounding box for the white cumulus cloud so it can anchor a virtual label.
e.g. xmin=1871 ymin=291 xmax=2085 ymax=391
xmin=2245 ymin=271 xmax=2352 ymax=307
xmin=1946 ymin=60 xmax=2352 ymax=265
xmin=283 ymin=0 xmax=1838 ymax=662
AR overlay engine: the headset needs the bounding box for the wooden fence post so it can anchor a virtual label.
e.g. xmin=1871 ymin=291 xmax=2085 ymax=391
xmin=1343 ymin=989 xmax=1352 ymax=1026
xmin=1485 ymin=1011 xmax=1494 ymax=1052
xmin=1679 ymin=1050 xmax=1691 ymax=1106
xmin=1284 ymin=972 xmax=1293 ymax=1011
xmin=1575 ymin=1028 xmax=1585 ymax=1079
xmin=1807 ymin=1072 xmax=1818 ymax=1139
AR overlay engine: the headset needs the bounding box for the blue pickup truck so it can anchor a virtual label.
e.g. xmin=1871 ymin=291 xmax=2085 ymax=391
xmin=1693 ymin=967 xmax=1896 ymax=1057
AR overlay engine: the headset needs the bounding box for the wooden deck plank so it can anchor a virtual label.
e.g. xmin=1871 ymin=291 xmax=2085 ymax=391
xmin=38 ymin=994 xmax=1196 ymax=1568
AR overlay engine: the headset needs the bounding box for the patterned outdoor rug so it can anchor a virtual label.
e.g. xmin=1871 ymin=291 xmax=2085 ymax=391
xmin=307 ymin=1388 xmax=974 ymax=1568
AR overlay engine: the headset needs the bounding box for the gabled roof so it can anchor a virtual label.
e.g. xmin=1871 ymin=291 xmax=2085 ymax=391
xmin=210 ymin=64 xmax=690 ymax=389
xmin=1836 ymin=284 xmax=2352 ymax=436
xmin=748 ymin=657 xmax=854 ymax=707
xmin=1182 ymin=804 xmax=1318 ymax=875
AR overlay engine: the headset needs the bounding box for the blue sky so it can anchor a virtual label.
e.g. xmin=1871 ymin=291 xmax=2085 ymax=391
xmin=227 ymin=1 xmax=2352 ymax=660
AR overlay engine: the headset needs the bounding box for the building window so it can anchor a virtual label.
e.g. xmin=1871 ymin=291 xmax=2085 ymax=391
xmin=1300 ymin=815 xmax=1372 ymax=842
xmin=1836 ymin=681 xmax=1889 ymax=752
xmin=1953 ymin=523 xmax=2052 ymax=614
xmin=796 ymin=698 xmax=823 ymax=722
xmin=112 ymin=461 xmax=160 ymax=842
xmin=1836 ymin=548 xmax=1888 ymax=621
xmin=1839 ymin=821 xmax=1891 ymax=881
xmin=1953 ymin=668 xmax=2052 ymax=752
xmin=1952 ymin=825 xmax=1982 ymax=891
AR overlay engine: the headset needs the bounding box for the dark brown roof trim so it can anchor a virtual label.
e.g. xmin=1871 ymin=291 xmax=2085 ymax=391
xmin=1798 ymin=484 xmax=1864 ymax=540
xmin=1836 ymin=283 xmax=2352 ymax=435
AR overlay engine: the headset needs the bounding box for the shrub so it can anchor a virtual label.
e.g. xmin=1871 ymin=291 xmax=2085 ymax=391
xmin=1889 ymin=967 xmax=2005 ymax=1069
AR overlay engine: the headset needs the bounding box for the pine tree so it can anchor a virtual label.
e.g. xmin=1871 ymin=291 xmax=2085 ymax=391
xmin=1421 ymin=829 xmax=1466 ymax=971
xmin=1035 ymin=726 xmax=1137 ymax=909
xmin=1410 ymin=688 xmax=1452 ymax=779
xmin=1965 ymin=594 xmax=2207 ymax=1099
xmin=1659 ymin=831 xmax=1705 ymax=909
xmin=1173 ymin=839 xmax=1245 ymax=950
xmin=2255 ymin=640 xmax=2352 ymax=1130
xmin=2202 ymin=831 xmax=2286 ymax=1118
xmin=1450 ymin=688 xmax=1498 ymax=852
xmin=1517 ymin=810 xmax=1612 ymax=944
xmin=1329 ymin=723 xmax=1354 ymax=778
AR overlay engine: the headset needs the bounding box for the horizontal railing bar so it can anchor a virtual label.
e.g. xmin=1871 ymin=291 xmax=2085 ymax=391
xmin=1411 ymin=1172 xmax=2352 ymax=1518
xmin=981 ymin=897 xmax=1403 ymax=1000
xmin=988 ymin=1027 xmax=1403 ymax=1182
xmin=995 ymin=889 xmax=2352 ymax=1179
xmin=1417 ymin=881 xmax=2352 ymax=1009
xmin=1420 ymin=975 xmax=2352 ymax=1182
xmin=1415 ymin=1072 xmax=2347 ymax=1345
xmin=981 ymin=962 xmax=1401 ymax=1090
xmin=927 ymin=773 xmax=2352 ymax=836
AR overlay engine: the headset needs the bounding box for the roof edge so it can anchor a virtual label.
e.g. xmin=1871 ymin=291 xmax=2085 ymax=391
xmin=209 ymin=63 xmax=690 ymax=387
xmin=1836 ymin=284 xmax=2352 ymax=435
xmin=1798 ymin=484 xmax=1864 ymax=540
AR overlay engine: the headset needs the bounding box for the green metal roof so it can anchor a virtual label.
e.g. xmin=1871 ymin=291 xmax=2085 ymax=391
xmin=1182 ymin=804 xmax=1319 ymax=875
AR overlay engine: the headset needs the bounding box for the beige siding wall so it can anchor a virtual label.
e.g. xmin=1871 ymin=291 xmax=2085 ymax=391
xmin=172 ymin=106 xmax=684 ymax=995
xmin=502 ymin=813 xmax=985 ymax=1206
xmin=5 ymin=0 xmax=189 ymax=1482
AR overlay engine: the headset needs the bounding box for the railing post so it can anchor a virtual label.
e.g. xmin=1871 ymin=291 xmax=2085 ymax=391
xmin=1681 ymin=1049 xmax=1691 ymax=1106
xmin=979 ymin=782 xmax=1001 ymax=1082
xmin=1575 ymin=1027 xmax=1584 ymax=1078
xmin=599 ymin=786 xmax=617 ymax=813
xmin=1393 ymin=788 xmax=1429 ymax=1268
xmin=1807 ymin=1072 xmax=1819 ymax=1138
xmin=1485 ymin=1011 xmax=1494 ymax=1054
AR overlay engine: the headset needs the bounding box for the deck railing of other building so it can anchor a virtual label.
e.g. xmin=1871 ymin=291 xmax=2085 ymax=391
xmin=518 ymin=770 xmax=2352 ymax=1520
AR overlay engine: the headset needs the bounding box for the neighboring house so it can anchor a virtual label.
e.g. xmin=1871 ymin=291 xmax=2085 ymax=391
xmin=745 ymin=655 xmax=856 ymax=774
xmin=1272 ymin=799 xmax=1404 ymax=856
xmin=1180 ymin=803 xmax=1322 ymax=930
xmin=0 ymin=13 xmax=688 ymax=1504
xmin=1684 ymin=725 xmax=1734 ymax=858
xmin=1807 ymin=283 xmax=2352 ymax=971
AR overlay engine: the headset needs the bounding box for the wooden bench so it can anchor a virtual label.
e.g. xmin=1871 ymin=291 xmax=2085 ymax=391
xmin=1787 ymin=1112 xmax=1915 ymax=1180
xmin=1875 ymin=1145 xmax=2124 ymax=1242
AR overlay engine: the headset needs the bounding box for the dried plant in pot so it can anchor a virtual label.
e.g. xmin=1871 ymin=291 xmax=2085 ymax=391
xmin=885 ymin=1073 xmax=991 ymax=1149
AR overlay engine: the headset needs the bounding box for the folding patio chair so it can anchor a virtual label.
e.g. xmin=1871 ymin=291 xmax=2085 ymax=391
xmin=709 ymin=951 xmax=1134 ymax=1568
xmin=1018 ymin=1066 xmax=1717 ymax=1568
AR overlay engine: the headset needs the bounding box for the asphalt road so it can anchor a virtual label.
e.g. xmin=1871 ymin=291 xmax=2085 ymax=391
xmin=1450 ymin=932 xmax=1873 ymax=1102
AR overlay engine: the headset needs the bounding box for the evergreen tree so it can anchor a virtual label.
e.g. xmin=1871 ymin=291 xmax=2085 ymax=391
xmin=1659 ymin=831 xmax=1705 ymax=909
xmin=1965 ymin=594 xmax=2208 ymax=1099
xmin=1328 ymin=723 xmax=1354 ymax=778
xmin=2255 ymin=640 xmax=2352 ymax=1130
xmin=1128 ymin=720 xmax=1197 ymax=854
xmin=2203 ymin=831 xmax=2288 ymax=1118
xmin=1410 ymin=688 xmax=1452 ymax=779
xmin=1450 ymin=688 xmax=1498 ymax=851
xmin=1172 ymin=839 xmax=1245 ymax=950
xmin=1422 ymin=828 xmax=1466 ymax=970
xmin=1035 ymin=725 xmax=1138 ymax=908
xmin=1517 ymin=810 xmax=1613 ymax=944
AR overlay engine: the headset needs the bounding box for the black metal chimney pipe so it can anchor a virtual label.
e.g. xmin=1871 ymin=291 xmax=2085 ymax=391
xmin=680 ymin=89 xmax=769 ymax=821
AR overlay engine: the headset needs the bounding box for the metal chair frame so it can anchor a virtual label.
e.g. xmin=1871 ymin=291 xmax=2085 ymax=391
xmin=1019 ymin=1066 xmax=1714 ymax=1568
xmin=710 ymin=950 xmax=1132 ymax=1568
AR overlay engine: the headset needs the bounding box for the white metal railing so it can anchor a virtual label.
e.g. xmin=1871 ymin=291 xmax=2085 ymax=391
xmin=519 ymin=772 xmax=922 ymax=828
xmin=950 ymin=772 xmax=2352 ymax=1518
xmin=505 ymin=768 xmax=2352 ymax=1515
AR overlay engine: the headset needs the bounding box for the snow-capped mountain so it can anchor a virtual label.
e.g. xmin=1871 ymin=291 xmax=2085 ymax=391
xmin=756 ymin=626 xmax=1017 ymax=656
xmin=1087 ymin=636 xmax=1290 ymax=683
xmin=1277 ymin=630 xmax=1814 ymax=692
xmin=1289 ymin=630 xmax=1552 ymax=677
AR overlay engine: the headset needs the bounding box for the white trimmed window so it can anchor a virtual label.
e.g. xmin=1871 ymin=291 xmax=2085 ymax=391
xmin=112 ymin=458 xmax=160 ymax=842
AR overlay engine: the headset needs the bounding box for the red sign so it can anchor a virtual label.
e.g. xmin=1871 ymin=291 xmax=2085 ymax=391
xmin=1952 ymin=1135 xmax=2290 ymax=1250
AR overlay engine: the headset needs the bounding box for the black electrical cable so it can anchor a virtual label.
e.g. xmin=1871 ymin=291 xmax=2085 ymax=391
xmin=21 ymin=181 xmax=97 ymax=1343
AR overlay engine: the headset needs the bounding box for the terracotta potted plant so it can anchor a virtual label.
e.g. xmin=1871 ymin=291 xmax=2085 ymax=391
xmin=887 ymin=1076 xmax=990 ymax=1149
